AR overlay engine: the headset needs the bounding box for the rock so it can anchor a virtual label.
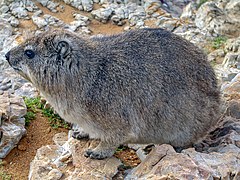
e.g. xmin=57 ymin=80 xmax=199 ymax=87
xmin=111 ymin=7 xmax=127 ymax=26
xmin=126 ymin=115 xmax=240 ymax=179
xmin=69 ymin=139 xmax=122 ymax=179
xmin=222 ymin=53 xmax=240 ymax=69
xmin=73 ymin=13 xmax=89 ymax=22
xmin=0 ymin=5 xmax=9 ymax=13
xmin=91 ymin=8 xmax=113 ymax=23
xmin=9 ymin=16 xmax=19 ymax=27
xmin=195 ymin=1 xmax=240 ymax=37
xmin=47 ymin=1 xmax=59 ymax=13
xmin=159 ymin=0 xmax=190 ymax=18
xmin=128 ymin=6 xmax=146 ymax=26
xmin=180 ymin=2 xmax=197 ymax=21
xmin=81 ymin=0 xmax=93 ymax=12
xmin=208 ymin=49 xmax=225 ymax=63
xmin=225 ymin=0 xmax=240 ymax=23
xmin=194 ymin=116 xmax=240 ymax=153
xmin=0 ymin=20 xmax=12 ymax=49
xmin=32 ymin=16 xmax=48 ymax=28
xmin=225 ymin=37 xmax=240 ymax=53
xmin=226 ymin=100 xmax=240 ymax=119
xmin=63 ymin=0 xmax=83 ymax=11
xmin=144 ymin=0 xmax=161 ymax=15
xmin=0 ymin=91 xmax=26 ymax=158
xmin=29 ymin=134 xmax=122 ymax=179
xmin=47 ymin=169 xmax=63 ymax=180
xmin=223 ymin=72 xmax=240 ymax=97
xmin=43 ymin=14 xmax=65 ymax=27
xmin=17 ymin=144 xmax=27 ymax=151
xmin=10 ymin=4 xmax=29 ymax=19
xmin=29 ymin=145 xmax=61 ymax=180
xmin=53 ymin=132 xmax=68 ymax=146
xmin=37 ymin=0 xmax=49 ymax=7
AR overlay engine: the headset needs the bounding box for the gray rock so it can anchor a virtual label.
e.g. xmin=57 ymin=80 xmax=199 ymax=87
xmin=47 ymin=1 xmax=59 ymax=13
xmin=126 ymin=116 xmax=240 ymax=179
xmin=195 ymin=1 xmax=240 ymax=36
xmin=225 ymin=0 xmax=240 ymax=23
xmin=67 ymin=20 xmax=88 ymax=31
xmin=227 ymin=100 xmax=240 ymax=119
xmin=222 ymin=53 xmax=240 ymax=69
xmin=0 ymin=5 xmax=9 ymax=13
xmin=180 ymin=2 xmax=197 ymax=21
xmin=225 ymin=37 xmax=240 ymax=53
xmin=0 ymin=91 xmax=26 ymax=158
xmin=43 ymin=14 xmax=65 ymax=27
xmin=91 ymin=7 xmax=113 ymax=23
xmin=222 ymin=72 xmax=240 ymax=96
xmin=128 ymin=6 xmax=146 ymax=26
xmin=82 ymin=0 xmax=93 ymax=12
xmin=32 ymin=15 xmax=48 ymax=28
xmin=208 ymin=49 xmax=225 ymax=63
xmin=47 ymin=169 xmax=63 ymax=180
xmin=9 ymin=16 xmax=19 ymax=27
xmin=36 ymin=0 xmax=49 ymax=7
xmin=73 ymin=13 xmax=89 ymax=22
xmin=10 ymin=5 xmax=28 ymax=19
xmin=144 ymin=0 xmax=161 ymax=15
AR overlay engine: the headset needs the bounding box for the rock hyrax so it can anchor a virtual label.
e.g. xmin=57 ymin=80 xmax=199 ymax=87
xmin=6 ymin=28 xmax=220 ymax=159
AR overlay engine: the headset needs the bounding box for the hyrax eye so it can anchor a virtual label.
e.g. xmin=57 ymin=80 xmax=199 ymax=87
xmin=24 ymin=50 xmax=35 ymax=59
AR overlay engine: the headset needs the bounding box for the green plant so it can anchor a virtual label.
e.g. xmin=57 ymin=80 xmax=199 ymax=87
xmin=212 ymin=36 xmax=227 ymax=49
xmin=0 ymin=161 xmax=11 ymax=180
xmin=23 ymin=97 xmax=70 ymax=129
xmin=197 ymin=0 xmax=208 ymax=9
xmin=23 ymin=97 xmax=41 ymax=126
xmin=23 ymin=97 xmax=42 ymax=112
xmin=0 ymin=170 xmax=11 ymax=180
xmin=24 ymin=111 xmax=36 ymax=126
xmin=42 ymin=108 xmax=70 ymax=129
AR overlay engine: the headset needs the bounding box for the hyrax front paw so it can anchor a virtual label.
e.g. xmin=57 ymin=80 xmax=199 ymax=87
xmin=84 ymin=148 xmax=115 ymax=160
xmin=72 ymin=131 xmax=89 ymax=140
xmin=72 ymin=124 xmax=89 ymax=140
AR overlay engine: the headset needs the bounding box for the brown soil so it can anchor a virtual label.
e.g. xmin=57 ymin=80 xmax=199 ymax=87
xmin=2 ymin=114 xmax=68 ymax=180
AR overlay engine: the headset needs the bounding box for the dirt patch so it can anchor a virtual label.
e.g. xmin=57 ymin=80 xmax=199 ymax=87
xmin=2 ymin=114 xmax=68 ymax=180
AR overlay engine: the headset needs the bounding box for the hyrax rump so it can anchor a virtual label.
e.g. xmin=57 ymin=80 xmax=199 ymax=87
xmin=6 ymin=28 xmax=220 ymax=159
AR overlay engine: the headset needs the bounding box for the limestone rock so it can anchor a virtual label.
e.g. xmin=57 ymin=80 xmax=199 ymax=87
xmin=91 ymin=7 xmax=113 ymax=23
xmin=195 ymin=1 xmax=240 ymax=37
xmin=29 ymin=133 xmax=122 ymax=179
xmin=0 ymin=91 xmax=26 ymax=158
xmin=222 ymin=53 xmax=240 ymax=69
xmin=32 ymin=16 xmax=48 ymax=28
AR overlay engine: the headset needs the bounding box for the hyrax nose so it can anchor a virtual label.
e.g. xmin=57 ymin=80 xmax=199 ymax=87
xmin=5 ymin=51 xmax=10 ymax=61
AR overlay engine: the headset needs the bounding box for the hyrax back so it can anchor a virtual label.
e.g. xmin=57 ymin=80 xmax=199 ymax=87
xmin=7 ymin=28 xmax=220 ymax=159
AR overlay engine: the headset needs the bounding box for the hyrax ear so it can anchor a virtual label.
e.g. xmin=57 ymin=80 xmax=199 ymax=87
xmin=56 ymin=41 xmax=70 ymax=58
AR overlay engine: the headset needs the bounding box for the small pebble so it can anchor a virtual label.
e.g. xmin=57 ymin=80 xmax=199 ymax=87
xmin=1 ymin=160 xmax=7 ymax=166
xmin=17 ymin=144 xmax=27 ymax=151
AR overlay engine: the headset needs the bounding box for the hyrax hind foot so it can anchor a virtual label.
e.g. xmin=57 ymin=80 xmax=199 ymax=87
xmin=84 ymin=141 xmax=116 ymax=159
xmin=72 ymin=124 xmax=89 ymax=140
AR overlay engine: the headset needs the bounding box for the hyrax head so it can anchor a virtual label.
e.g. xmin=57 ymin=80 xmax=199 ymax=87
xmin=5 ymin=29 xmax=75 ymax=84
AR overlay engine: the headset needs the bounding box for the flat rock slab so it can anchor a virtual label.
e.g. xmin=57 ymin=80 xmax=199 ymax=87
xmin=126 ymin=143 xmax=240 ymax=179
xmin=29 ymin=133 xmax=122 ymax=180
xmin=126 ymin=116 xmax=240 ymax=179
